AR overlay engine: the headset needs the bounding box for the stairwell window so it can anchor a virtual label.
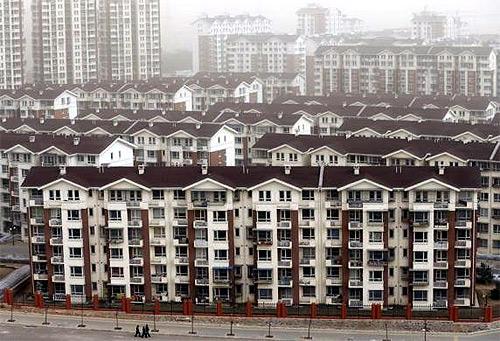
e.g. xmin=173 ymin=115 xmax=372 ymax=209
xmin=67 ymin=190 xmax=80 ymax=201
xmin=67 ymin=210 xmax=81 ymax=221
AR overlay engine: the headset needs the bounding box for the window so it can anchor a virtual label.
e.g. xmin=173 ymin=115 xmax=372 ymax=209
xmin=110 ymin=248 xmax=123 ymax=259
xmin=49 ymin=190 xmax=61 ymax=201
xmin=301 ymin=190 xmax=315 ymax=201
xmin=69 ymin=247 xmax=82 ymax=259
xmin=70 ymin=266 xmax=83 ymax=277
xmin=413 ymin=290 xmax=428 ymax=302
xmin=327 ymin=228 xmax=339 ymax=240
xmin=214 ymin=230 xmax=227 ymax=241
xmin=368 ymin=232 xmax=382 ymax=243
xmin=67 ymin=190 xmax=80 ymax=201
xmin=258 ymin=190 xmax=271 ymax=202
xmin=368 ymin=211 xmax=383 ymax=223
xmin=414 ymin=232 xmax=428 ymax=243
xmin=109 ymin=210 xmax=122 ymax=221
xmin=369 ymin=271 xmax=383 ymax=282
xmin=258 ymin=250 xmax=271 ymax=261
xmin=369 ymin=290 xmax=383 ymax=301
xmin=68 ymin=229 xmax=81 ymax=240
xmin=214 ymin=249 xmax=228 ymax=260
xmin=67 ymin=210 xmax=80 ymax=221
xmin=213 ymin=211 xmax=227 ymax=222
xmin=152 ymin=208 xmax=165 ymax=219
xmin=413 ymin=251 xmax=428 ymax=263
xmin=326 ymin=209 xmax=339 ymax=221
xmin=301 ymin=209 xmax=315 ymax=220
xmin=152 ymin=190 xmax=164 ymax=200
xmin=257 ymin=211 xmax=271 ymax=222
xmin=302 ymin=286 xmax=316 ymax=297
xmin=173 ymin=190 xmax=185 ymax=200
xmin=111 ymin=267 xmax=124 ymax=278
xmin=70 ymin=285 xmax=84 ymax=296
xmin=109 ymin=190 xmax=123 ymax=201
xmin=369 ymin=191 xmax=382 ymax=202
xmin=279 ymin=190 xmax=291 ymax=202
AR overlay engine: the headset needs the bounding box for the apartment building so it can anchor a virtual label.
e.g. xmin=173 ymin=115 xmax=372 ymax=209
xmin=0 ymin=88 xmax=78 ymax=119
xmin=31 ymin=0 xmax=160 ymax=84
xmin=22 ymin=165 xmax=479 ymax=308
xmin=314 ymin=45 xmax=497 ymax=97
xmin=0 ymin=132 xmax=135 ymax=236
xmin=98 ymin=0 xmax=161 ymax=81
xmin=411 ymin=10 xmax=466 ymax=42
xmin=252 ymin=133 xmax=500 ymax=256
xmin=0 ymin=0 xmax=24 ymax=88
xmin=296 ymin=4 xmax=364 ymax=37
xmin=192 ymin=14 xmax=272 ymax=73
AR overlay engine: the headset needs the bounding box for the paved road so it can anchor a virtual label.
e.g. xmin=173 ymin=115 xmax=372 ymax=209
xmin=1 ymin=310 xmax=500 ymax=340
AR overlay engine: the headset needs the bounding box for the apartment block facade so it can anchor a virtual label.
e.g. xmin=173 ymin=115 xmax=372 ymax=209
xmin=314 ymin=45 xmax=497 ymax=97
xmin=0 ymin=0 xmax=24 ymax=88
xmin=22 ymin=165 xmax=479 ymax=308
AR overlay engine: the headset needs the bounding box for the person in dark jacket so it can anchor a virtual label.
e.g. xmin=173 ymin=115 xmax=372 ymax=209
xmin=141 ymin=325 xmax=147 ymax=338
xmin=134 ymin=325 xmax=141 ymax=337
xmin=145 ymin=324 xmax=151 ymax=338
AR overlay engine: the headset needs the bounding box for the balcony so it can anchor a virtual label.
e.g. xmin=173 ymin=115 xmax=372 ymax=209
xmin=151 ymin=275 xmax=168 ymax=283
xmin=30 ymin=197 xmax=44 ymax=206
xmin=194 ymin=239 xmax=208 ymax=248
xmin=299 ymin=239 xmax=315 ymax=247
xmin=367 ymin=260 xmax=386 ymax=267
xmin=326 ymin=277 xmax=342 ymax=285
xmin=49 ymin=218 xmax=62 ymax=227
xmin=299 ymin=278 xmax=316 ymax=286
xmin=433 ymin=300 xmax=448 ymax=309
xmin=328 ymin=257 xmax=342 ymax=266
xmin=108 ymin=220 xmax=125 ymax=229
xmin=454 ymin=278 xmax=471 ymax=287
xmin=32 ymin=254 xmax=47 ymax=262
xmin=299 ymin=220 xmax=313 ymax=227
xmin=126 ymin=201 xmax=142 ymax=208
xmin=52 ymin=274 xmax=65 ymax=282
xmin=50 ymin=237 xmax=63 ymax=246
xmin=175 ymin=257 xmax=189 ymax=265
xmin=299 ymin=258 xmax=315 ymax=266
xmin=411 ymin=279 xmax=429 ymax=286
xmin=278 ymin=260 xmax=291 ymax=267
xmin=348 ymin=221 xmax=362 ymax=230
xmin=455 ymin=220 xmax=472 ymax=229
xmin=347 ymin=200 xmax=363 ymax=209
xmin=278 ymin=221 xmax=291 ymax=229
xmin=349 ymin=279 xmax=363 ymax=287
xmin=130 ymin=276 xmax=145 ymax=284
xmin=31 ymin=236 xmax=45 ymax=244
xmin=30 ymin=217 xmax=44 ymax=225
xmin=325 ymin=200 xmax=341 ymax=208
xmin=109 ymin=237 xmax=124 ymax=244
xmin=51 ymin=256 xmax=64 ymax=264
xmin=278 ymin=278 xmax=292 ymax=286
xmin=128 ymin=219 xmax=142 ymax=227
xmin=434 ymin=220 xmax=449 ymax=230
xmin=455 ymin=259 xmax=471 ymax=268
xmin=433 ymin=202 xmax=449 ymax=209
xmin=434 ymin=241 xmax=448 ymax=249
xmin=151 ymin=256 xmax=167 ymax=264
xmin=130 ymin=257 xmax=144 ymax=266
xmin=33 ymin=273 xmax=49 ymax=280
xmin=195 ymin=258 xmax=208 ymax=267
xmin=257 ymin=239 xmax=273 ymax=246
xmin=433 ymin=280 xmax=448 ymax=289
xmin=349 ymin=240 xmax=363 ymax=248
xmin=256 ymin=277 xmax=273 ymax=284
xmin=173 ymin=219 xmax=188 ymax=226
xmin=150 ymin=218 xmax=166 ymax=226
xmin=194 ymin=220 xmax=207 ymax=228
xmin=195 ymin=278 xmax=209 ymax=285
xmin=128 ymin=239 xmax=143 ymax=247
xmin=277 ymin=240 xmax=291 ymax=248
xmin=173 ymin=237 xmax=189 ymax=246
xmin=433 ymin=261 xmax=448 ymax=269
xmin=413 ymin=221 xmax=430 ymax=228
xmin=349 ymin=260 xmax=363 ymax=268
xmin=150 ymin=238 xmax=163 ymax=246
xmin=455 ymin=240 xmax=471 ymax=248
xmin=454 ymin=298 xmax=471 ymax=306
xmin=349 ymin=299 xmax=363 ymax=307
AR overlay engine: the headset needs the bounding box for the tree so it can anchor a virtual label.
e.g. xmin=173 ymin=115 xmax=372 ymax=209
xmin=476 ymin=262 xmax=493 ymax=284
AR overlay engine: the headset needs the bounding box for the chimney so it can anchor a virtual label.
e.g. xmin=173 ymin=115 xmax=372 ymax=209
xmin=29 ymin=135 xmax=36 ymax=143
xmin=113 ymin=120 xmax=118 ymax=126
xmin=149 ymin=121 xmax=154 ymax=127
xmin=59 ymin=165 xmax=66 ymax=176
xmin=353 ymin=165 xmax=360 ymax=175
xmin=284 ymin=165 xmax=291 ymax=175
xmin=40 ymin=117 xmax=45 ymax=124
xmin=138 ymin=164 xmax=145 ymax=175
xmin=201 ymin=164 xmax=208 ymax=175
xmin=196 ymin=123 xmax=201 ymax=129
xmin=73 ymin=137 xmax=80 ymax=146
xmin=70 ymin=119 xmax=75 ymax=125
xmin=438 ymin=165 xmax=445 ymax=175
xmin=278 ymin=112 xmax=283 ymax=119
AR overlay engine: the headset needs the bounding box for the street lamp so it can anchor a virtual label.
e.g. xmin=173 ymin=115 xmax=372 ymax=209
xmin=188 ymin=314 xmax=196 ymax=335
xmin=422 ymin=320 xmax=428 ymax=341
xmin=265 ymin=320 xmax=273 ymax=338
xmin=382 ymin=322 xmax=390 ymax=341
xmin=151 ymin=309 xmax=159 ymax=333
xmin=114 ymin=309 xmax=122 ymax=330
xmin=42 ymin=305 xmax=50 ymax=325
xmin=77 ymin=299 xmax=86 ymax=328
xmin=9 ymin=226 xmax=15 ymax=246
xmin=304 ymin=318 xmax=312 ymax=340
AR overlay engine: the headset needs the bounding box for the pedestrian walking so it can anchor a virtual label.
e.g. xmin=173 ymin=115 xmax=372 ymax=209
xmin=145 ymin=324 xmax=151 ymax=338
xmin=134 ymin=325 xmax=141 ymax=337
xmin=141 ymin=325 xmax=147 ymax=338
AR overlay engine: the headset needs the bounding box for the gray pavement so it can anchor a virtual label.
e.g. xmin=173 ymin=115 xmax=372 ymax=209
xmin=1 ymin=310 xmax=500 ymax=340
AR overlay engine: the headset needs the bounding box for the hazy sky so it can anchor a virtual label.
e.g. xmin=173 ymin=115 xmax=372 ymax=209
xmin=162 ymin=0 xmax=500 ymax=51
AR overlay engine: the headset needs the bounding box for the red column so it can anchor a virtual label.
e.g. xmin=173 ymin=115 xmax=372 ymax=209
xmin=3 ymin=288 xmax=12 ymax=304
xmin=92 ymin=295 xmax=99 ymax=310
xmin=449 ymin=305 xmax=458 ymax=322
xmin=341 ymin=303 xmax=347 ymax=319
xmin=371 ymin=304 xmax=379 ymax=319
xmin=276 ymin=302 xmax=282 ymax=317
xmin=121 ymin=296 xmax=127 ymax=312
xmin=405 ymin=304 xmax=413 ymax=320
xmin=245 ymin=301 xmax=253 ymax=317
xmin=310 ymin=303 xmax=317 ymax=319
xmin=125 ymin=298 xmax=132 ymax=314
xmin=216 ymin=301 xmax=223 ymax=316
xmin=154 ymin=299 xmax=160 ymax=315
xmin=65 ymin=294 xmax=72 ymax=310
xmin=484 ymin=306 xmax=493 ymax=323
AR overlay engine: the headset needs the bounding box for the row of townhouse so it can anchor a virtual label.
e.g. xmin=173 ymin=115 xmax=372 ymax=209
xmin=276 ymin=93 xmax=499 ymax=125
xmin=21 ymin=165 xmax=480 ymax=308
xmin=0 ymin=73 xmax=306 ymax=118
xmin=0 ymin=132 xmax=135 ymax=236
xmin=252 ymin=133 xmax=500 ymax=255
xmin=0 ymin=89 xmax=78 ymax=119
xmin=314 ymin=45 xmax=498 ymax=97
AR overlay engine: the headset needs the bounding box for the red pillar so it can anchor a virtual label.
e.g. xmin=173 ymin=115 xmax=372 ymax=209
xmin=484 ymin=306 xmax=493 ymax=323
xmin=35 ymin=292 xmax=43 ymax=308
xmin=282 ymin=303 xmax=288 ymax=318
xmin=405 ymin=304 xmax=413 ymax=320
xmin=371 ymin=304 xmax=378 ymax=319
xmin=65 ymin=294 xmax=72 ymax=310
xmin=276 ymin=302 xmax=282 ymax=317
xmin=216 ymin=301 xmax=223 ymax=316
xmin=377 ymin=304 xmax=382 ymax=319
xmin=310 ymin=303 xmax=317 ymax=319
xmin=92 ymin=295 xmax=99 ymax=310
xmin=245 ymin=301 xmax=253 ymax=317
xmin=340 ymin=303 xmax=347 ymax=319
xmin=154 ymin=299 xmax=160 ymax=315
xmin=448 ymin=305 xmax=458 ymax=322
xmin=125 ymin=298 xmax=132 ymax=314
xmin=121 ymin=296 xmax=127 ymax=312
xmin=3 ymin=288 xmax=12 ymax=304
xmin=39 ymin=295 xmax=45 ymax=309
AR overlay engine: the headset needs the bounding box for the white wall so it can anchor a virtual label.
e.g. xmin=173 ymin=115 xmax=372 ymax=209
xmin=209 ymin=127 xmax=236 ymax=166
xmin=99 ymin=140 xmax=135 ymax=167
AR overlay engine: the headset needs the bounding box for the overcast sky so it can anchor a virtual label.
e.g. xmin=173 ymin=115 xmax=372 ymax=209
xmin=162 ymin=0 xmax=500 ymax=51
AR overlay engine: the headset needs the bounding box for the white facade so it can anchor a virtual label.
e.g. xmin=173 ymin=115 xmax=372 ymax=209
xmin=0 ymin=0 xmax=24 ymax=88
